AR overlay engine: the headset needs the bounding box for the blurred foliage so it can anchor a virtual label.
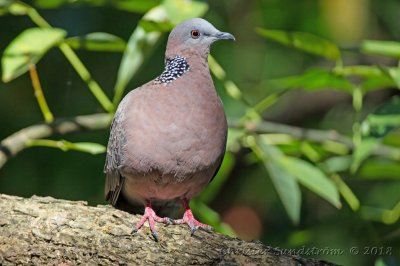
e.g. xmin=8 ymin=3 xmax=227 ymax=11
xmin=1 ymin=0 xmax=400 ymax=265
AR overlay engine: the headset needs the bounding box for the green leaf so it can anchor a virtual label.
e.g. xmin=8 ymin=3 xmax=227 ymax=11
xmin=362 ymin=96 xmax=400 ymax=137
xmin=0 ymin=0 xmax=7 ymax=16
xmin=266 ymin=161 xmax=301 ymax=224
xmin=34 ymin=0 xmax=65 ymax=9
xmin=375 ymin=257 xmax=390 ymax=266
xmin=254 ymin=138 xmax=339 ymax=219
xmin=112 ymin=5 xmax=167 ymax=105
xmin=34 ymin=0 xmax=161 ymax=13
xmin=280 ymin=157 xmax=341 ymax=208
xmin=318 ymin=156 xmax=352 ymax=173
xmin=359 ymin=159 xmax=400 ymax=180
xmin=163 ymin=0 xmax=208 ymax=25
xmin=361 ymin=40 xmax=400 ymax=58
xmin=366 ymin=114 xmax=400 ymax=134
xmin=334 ymin=65 xmax=396 ymax=91
xmin=2 ymin=28 xmax=66 ymax=82
xmin=139 ymin=19 xmax=174 ymax=33
xmin=114 ymin=0 xmax=162 ymax=13
xmin=272 ymin=68 xmax=353 ymax=92
xmin=254 ymin=139 xmax=302 ymax=224
xmin=360 ymin=203 xmax=400 ymax=224
xmin=385 ymin=67 xmax=400 ymax=89
xmin=300 ymin=142 xmax=321 ymax=162
xmin=65 ymin=32 xmax=126 ymax=52
xmin=0 ymin=1 xmax=29 ymax=16
xmin=336 ymin=65 xmax=385 ymax=77
xmin=256 ymin=28 xmax=341 ymax=61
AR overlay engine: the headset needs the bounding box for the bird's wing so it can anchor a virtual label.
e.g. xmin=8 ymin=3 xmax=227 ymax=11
xmin=104 ymin=108 xmax=125 ymax=206
xmin=207 ymin=127 xmax=228 ymax=185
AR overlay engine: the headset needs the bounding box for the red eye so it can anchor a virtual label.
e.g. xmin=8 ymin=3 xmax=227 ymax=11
xmin=191 ymin=30 xmax=200 ymax=39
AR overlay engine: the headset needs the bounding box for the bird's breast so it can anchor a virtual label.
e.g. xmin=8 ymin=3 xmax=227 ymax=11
xmin=121 ymin=79 xmax=227 ymax=180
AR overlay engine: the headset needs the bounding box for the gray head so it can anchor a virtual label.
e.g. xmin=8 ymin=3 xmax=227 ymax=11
xmin=165 ymin=18 xmax=235 ymax=59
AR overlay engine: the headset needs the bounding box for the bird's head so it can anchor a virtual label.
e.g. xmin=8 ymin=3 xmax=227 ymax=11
xmin=165 ymin=18 xmax=235 ymax=59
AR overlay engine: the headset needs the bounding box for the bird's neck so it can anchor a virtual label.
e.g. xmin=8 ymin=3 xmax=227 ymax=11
xmin=166 ymin=46 xmax=210 ymax=67
xmin=156 ymin=52 xmax=210 ymax=85
xmin=155 ymin=56 xmax=190 ymax=84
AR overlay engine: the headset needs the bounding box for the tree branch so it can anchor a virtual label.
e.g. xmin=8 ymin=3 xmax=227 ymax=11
xmin=228 ymin=118 xmax=400 ymax=160
xmin=0 ymin=194 xmax=336 ymax=265
xmin=0 ymin=114 xmax=399 ymax=169
xmin=0 ymin=113 xmax=112 ymax=168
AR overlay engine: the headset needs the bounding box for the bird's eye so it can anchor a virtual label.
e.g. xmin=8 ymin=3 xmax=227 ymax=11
xmin=191 ymin=30 xmax=200 ymax=39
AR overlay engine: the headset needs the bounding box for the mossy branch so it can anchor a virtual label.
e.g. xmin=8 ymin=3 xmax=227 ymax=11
xmin=0 ymin=194 xmax=337 ymax=266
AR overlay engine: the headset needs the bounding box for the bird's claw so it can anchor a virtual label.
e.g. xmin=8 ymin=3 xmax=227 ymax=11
xmin=132 ymin=202 xmax=173 ymax=241
xmin=151 ymin=231 xmax=159 ymax=242
xmin=164 ymin=217 xmax=174 ymax=226
xmin=189 ymin=224 xmax=213 ymax=236
xmin=173 ymin=203 xmax=213 ymax=236
xmin=190 ymin=226 xmax=198 ymax=236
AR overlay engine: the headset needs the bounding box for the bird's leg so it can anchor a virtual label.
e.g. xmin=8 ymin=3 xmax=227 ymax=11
xmin=173 ymin=199 xmax=213 ymax=235
xmin=132 ymin=200 xmax=173 ymax=241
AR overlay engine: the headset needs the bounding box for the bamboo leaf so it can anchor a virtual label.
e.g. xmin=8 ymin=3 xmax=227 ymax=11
xmin=2 ymin=28 xmax=66 ymax=82
xmin=272 ymin=68 xmax=353 ymax=92
xmin=256 ymin=28 xmax=341 ymax=61
xmin=318 ymin=156 xmax=352 ymax=173
xmin=362 ymin=96 xmax=400 ymax=137
xmin=113 ymin=0 xmax=161 ymax=13
xmin=163 ymin=0 xmax=208 ymax=25
xmin=139 ymin=19 xmax=175 ymax=33
xmin=266 ymin=161 xmax=301 ymax=224
xmin=255 ymin=138 xmax=301 ymax=224
xmin=334 ymin=65 xmax=396 ymax=91
xmin=65 ymin=32 xmax=126 ymax=52
xmin=34 ymin=0 xmax=161 ymax=13
xmin=0 ymin=1 xmax=29 ymax=16
xmin=350 ymin=138 xmax=379 ymax=173
xmin=280 ymin=157 xmax=341 ymax=208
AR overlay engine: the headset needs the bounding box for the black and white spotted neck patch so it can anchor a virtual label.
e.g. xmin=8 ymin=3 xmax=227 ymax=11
xmin=155 ymin=56 xmax=190 ymax=84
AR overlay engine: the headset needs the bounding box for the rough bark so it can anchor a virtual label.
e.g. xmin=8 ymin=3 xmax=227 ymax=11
xmin=0 ymin=194 xmax=337 ymax=266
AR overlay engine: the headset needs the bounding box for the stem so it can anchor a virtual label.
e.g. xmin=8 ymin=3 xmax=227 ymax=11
xmin=29 ymin=64 xmax=54 ymax=123
xmin=352 ymin=86 xmax=363 ymax=147
xmin=1 ymin=114 xmax=399 ymax=169
xmin=27 ymin=8 xmax=51 ymax=28
xmin=27 ymin=139 xmax=67 ymax=150
xmin=58 ymin=43 xmax=114 ymax=112
xmin=26 ymin=6 xmax=114 ymax=113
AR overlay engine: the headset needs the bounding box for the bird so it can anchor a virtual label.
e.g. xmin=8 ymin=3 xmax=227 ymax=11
xmin=104 ymin=18 xmax=235 ymax=241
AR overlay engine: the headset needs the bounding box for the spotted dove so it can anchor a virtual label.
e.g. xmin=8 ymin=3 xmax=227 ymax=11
xmin=104 ymin=18 xmax=235 ymax=241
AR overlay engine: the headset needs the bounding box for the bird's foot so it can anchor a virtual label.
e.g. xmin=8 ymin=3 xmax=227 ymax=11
xmin=132 ymin=205 xmax=173 ymax=242
xmin=173 ymin=208 xmax=213 ymax=236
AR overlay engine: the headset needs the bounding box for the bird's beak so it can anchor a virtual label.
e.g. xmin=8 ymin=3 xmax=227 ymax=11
xmin=214 ymin=31 xmax=236 ymax=41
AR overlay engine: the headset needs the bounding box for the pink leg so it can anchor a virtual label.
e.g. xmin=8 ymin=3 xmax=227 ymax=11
xmin=132 ymin=200 xmax=172 ymax=241
xmin=173 ymin=199 xmax=213 ymax=235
